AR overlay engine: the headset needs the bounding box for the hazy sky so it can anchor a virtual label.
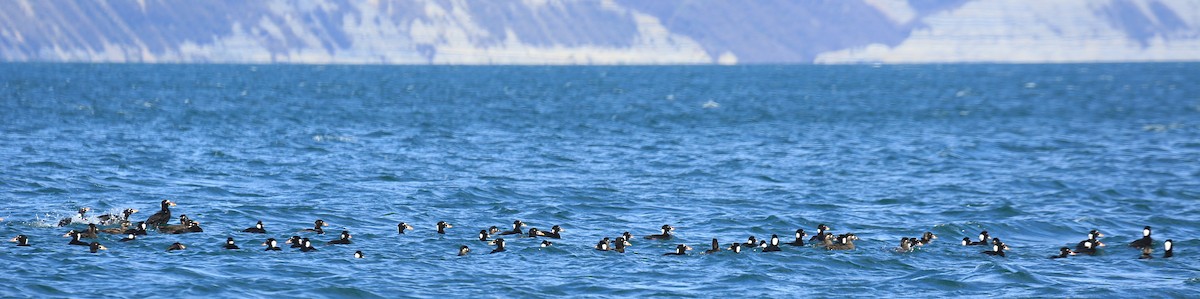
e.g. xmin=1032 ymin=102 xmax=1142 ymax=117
xmin=1 ymin=0 xmax=1197 ymax=64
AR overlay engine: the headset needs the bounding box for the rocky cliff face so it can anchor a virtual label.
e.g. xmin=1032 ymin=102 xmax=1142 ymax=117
xmin=1 ymin=0 xmax=1196 ymax=64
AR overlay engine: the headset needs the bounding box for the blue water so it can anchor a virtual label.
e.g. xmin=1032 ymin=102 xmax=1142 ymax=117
xmin=1 ymin=63 xmax=1198 ymax=297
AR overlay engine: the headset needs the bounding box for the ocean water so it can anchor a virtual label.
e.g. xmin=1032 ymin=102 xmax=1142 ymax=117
xmin=1 ymin=63 xmax=1197 ymax=298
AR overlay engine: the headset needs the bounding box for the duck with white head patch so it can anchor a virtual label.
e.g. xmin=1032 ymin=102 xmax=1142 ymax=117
xmin=663 ymin=244 xmax=691 ymax=256
xmin=489 ymin=238 xmax=506 ymax=254
xmin=498 ymin=220 xmax=524 ymax=236
xmin=763 ymin=234 xmax=781 ymax=252
xmin=243 ymin=221 xmax=266 ymax=234
xmin=301 ymin=219 xmax=329 ymax=235
xmin=9 ymin=235 xmax=31 ymax=247
xmin=224 ymin=237 xmax=240 ymax=249
xmin=1075 ymin=229 xmax=1104 ymax=252
xmin=1163 ymin=239 xmax=1174 ymax=258
xmin=124 ymin=222 xmax=149 ymax=235
xmin=787 ymin=229 xmax=807 ymax=246
xmin=64 ymin=231 xmax=88 ymax=246
xmin=540 ymin=225 xmax=563 ymax=239
xmin=327 ymin=230 xmax=352 ymax=245
xmin=826 ymin=234 xmax=858 ymax=250
xmin=965 ymin=231 xmax=989 ymax=246
xmin=644 ymin=225 xmax=674 ymax=240
xmin=742 ymin=236 xmax=759 ymax=248
xmin=595 ymin=237 xmax=610 ymax=251
xmin=982 ymin=243 xmax=1005 ymax=257
xmin=299 ymin=238 xmax=318 ymax=252
xmin=1074 ymin=240 xmax=1098 ymax=255
xmin=1051 ymin=247 xmax=1074 ymax=259
xmin=1129 ymin=226 xmax=1153 ymax=249
xmin=262 ymin=238 xmax=282 ymax=251
xmin=809 ymin=224 xmax=832 ymax=242
xmin=286 ymin=236 xmax=303 ymax=248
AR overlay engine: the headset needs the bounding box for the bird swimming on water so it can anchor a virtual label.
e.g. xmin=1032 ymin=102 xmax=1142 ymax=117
xmin=224 ymin=237 xmax=240 ymax=250
xmin=243 ymin=221 xmax=267 ymax=234
xmin=88 ymin=242 xmax=107 ymax=253
xmin=663 ymin=244 xmax=691 ymax=256
xmin=397 ymin=222 xmax=414 ymax=235
xmin=498 ymin=220 xmax=524 ymax=236
xmin=262 ymin=238 xmax=282 ymax=251
xmin=644 ymin=225 xmax=674 ymax=240
xmin=1129 ymin=226 xmax=1153 ymax=250
xmin=328 ymin=230 xmax=353 ymax=245
xmin=301 ymin=219 xmax=329 ymax=235
xmin=489 ymin=238 xmax=506 ymax=254
xmin=787 ymin=229 xmax=807 ymax=246
xmin=144 ymin=200 xmax=176 ymax=227
xmin=704 ymin=238 xmax=721 ymax=254
xmin=763 ymin=235 xmax=782 ymax=252
xmin=1051 ymin=247 xmax=1074 ymax=259
xmin=9 ymin=235 xmax=31 ymax=247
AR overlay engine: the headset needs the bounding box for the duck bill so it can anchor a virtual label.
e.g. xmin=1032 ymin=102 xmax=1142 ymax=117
xmin=168 ymin=201 xmax=177 ymax=206
xmin=7 ymin=237 xmax=17 ymax=242
xmin=1096 ymin=241 xmax=1106 ymax=247
xmin=404 ymin=224 xmax=414 ymax=230
xmin=62 ymin=232 xmax=73 ymax=238
xmin=683 ymin=245 xmax=693 ymax=250
xmin=98 ymin=245 xmax=108 ymax=250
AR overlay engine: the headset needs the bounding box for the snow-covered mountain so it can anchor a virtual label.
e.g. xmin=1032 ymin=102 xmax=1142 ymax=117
xmin=1 ymin=0 xmax=1196 ymax=64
